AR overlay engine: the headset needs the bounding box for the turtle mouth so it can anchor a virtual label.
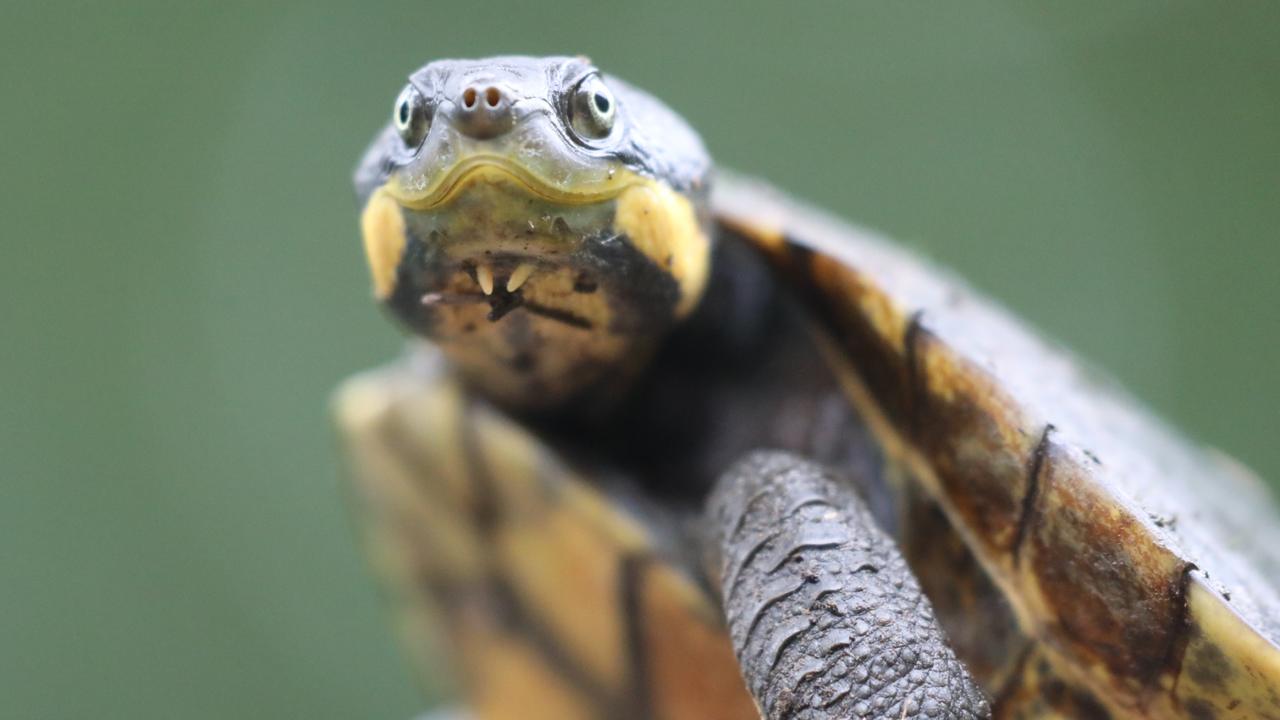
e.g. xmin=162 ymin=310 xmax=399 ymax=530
xmin=391 ymin=167 xmax=624 ymax=334
xmin=419 ymin=255 xmax=596 ymax=331
xmin=389 ymin=155 xmax=639 ymax=211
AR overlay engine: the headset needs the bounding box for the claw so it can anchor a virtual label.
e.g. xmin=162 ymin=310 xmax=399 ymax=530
xmin=506 ymin=263 xmax=534 ymax=292
xmin=475 ymin=265 xmax=494 ymax=295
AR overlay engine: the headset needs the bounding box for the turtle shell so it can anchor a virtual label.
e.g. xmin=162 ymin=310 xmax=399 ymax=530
xmin=334 ymin=349 xmax=759 ymax=720
xmin=337 ymin=171 xmax=1280 ymax=720
xmin=712 ymin=172 xmax=1280 ymax=719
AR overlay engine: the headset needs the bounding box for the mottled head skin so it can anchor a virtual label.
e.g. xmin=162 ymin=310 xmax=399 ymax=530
xmin=354 ymin=56 xmax=712 ymax=413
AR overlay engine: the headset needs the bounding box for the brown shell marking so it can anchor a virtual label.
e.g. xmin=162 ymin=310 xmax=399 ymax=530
xmin=713 ymin=173 xmax=1280 ymax=719
xmin=333 ymin=347 xmax=756 ymax=720
xmin=1019 ymin=439 xmax=1190 ymax=698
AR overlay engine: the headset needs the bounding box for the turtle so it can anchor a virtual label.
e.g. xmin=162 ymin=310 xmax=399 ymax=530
xmin=335 ymin=55 xmax=1280 ymax=720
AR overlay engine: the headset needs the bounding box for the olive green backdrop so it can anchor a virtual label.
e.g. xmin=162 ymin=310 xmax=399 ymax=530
xmin=4 ymin=2 xmax=1278 ymax=718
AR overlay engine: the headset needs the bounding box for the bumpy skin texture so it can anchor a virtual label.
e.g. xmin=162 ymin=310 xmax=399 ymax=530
xmin=710 ymin=451 xmax=990 ymax=720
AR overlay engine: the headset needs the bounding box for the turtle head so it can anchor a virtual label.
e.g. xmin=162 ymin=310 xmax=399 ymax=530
xmin=355 ymin=56 xmax=712 ymax=413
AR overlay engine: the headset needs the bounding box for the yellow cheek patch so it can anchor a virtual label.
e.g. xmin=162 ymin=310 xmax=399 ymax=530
xmin=360 ymin=187 xmax=409 ymax=299
xmin=614 ymin=180 xmax=710 ymax=318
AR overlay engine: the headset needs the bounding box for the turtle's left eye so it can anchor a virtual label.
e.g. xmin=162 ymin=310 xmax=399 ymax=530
xmin=568 ymin=74 xmax=616 ymax=142
xmin=393 ymin=85 xmax=430 ymax=147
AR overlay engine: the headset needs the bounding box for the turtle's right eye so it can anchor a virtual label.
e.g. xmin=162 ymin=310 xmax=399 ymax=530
xmin=393 ymin=85 xmax=430 ymax=147
xmin=567 ymin=74 xmax=616 ymax=143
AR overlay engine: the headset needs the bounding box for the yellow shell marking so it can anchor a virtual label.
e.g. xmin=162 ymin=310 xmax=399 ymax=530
xmin=1169 ymin=580 xmax=1280 ymax=719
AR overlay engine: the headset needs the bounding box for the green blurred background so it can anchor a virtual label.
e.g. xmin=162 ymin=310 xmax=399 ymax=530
xmin=4 ymin=2 xmax=1278 ymax=718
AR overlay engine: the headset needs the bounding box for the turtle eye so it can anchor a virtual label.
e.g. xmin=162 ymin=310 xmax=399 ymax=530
xmin=393 ymin=85 xmax=430 ymax=147
xmin=568 ymin=74 xmax=616 ymax=142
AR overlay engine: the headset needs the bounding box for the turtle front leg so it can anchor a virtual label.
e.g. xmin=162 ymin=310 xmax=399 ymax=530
xmin=708 ymin=451 xmax=990 ymax=720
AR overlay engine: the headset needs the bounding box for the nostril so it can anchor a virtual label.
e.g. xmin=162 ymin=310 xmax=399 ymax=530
xmin=454 ymin=84 xmax=513 ymax=138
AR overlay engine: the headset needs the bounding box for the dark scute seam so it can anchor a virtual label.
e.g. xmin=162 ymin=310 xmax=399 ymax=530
xmin=458 ymin=398 xmax=502 ymax=535
xmin=488 ymin=575 xmax=623 ymax=714
xmin=781 ymin=233 xmax=814 ymax=272
xmin=1162 ymin=562 xmax=1199 ymax=710
xmin=903 ymin=310 xmax=928 ymax=438
xmin=618 ymin=554 xmax=654 ymax=720
xmin=1012 ymin=424 xmax=1055 ymax=566
xmin=781 ymin=236 xmax=821 ymax=305
xmin=453 ymin=402 xmax=632 ymax=717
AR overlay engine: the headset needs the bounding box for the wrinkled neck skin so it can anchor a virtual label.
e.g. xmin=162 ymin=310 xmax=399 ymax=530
xmin=538 ymin=229 xmax=882 ymax=510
